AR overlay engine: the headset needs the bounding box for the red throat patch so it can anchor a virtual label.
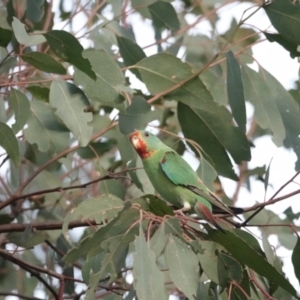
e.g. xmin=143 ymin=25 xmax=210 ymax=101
xmin=129 ymin=132 xmax=154 ymax=159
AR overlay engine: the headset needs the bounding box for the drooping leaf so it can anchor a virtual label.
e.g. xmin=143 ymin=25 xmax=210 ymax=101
xmin=242 ymin=65 xmax=285 ymax=146
xmin=9 ymin=88 xmax=30 ymax=133
xmin=133 ymin=226 xmax=167 ymax=300
xmin=264 ymin=32 xmax=300 ymax=58
xmin=148 ymin=1 xmax=180 ymax=32
xmin=226 ymin=51 xmax=246 ymax=133
xmin=73 ymin=50 xmax=127 ymax=108
xmin=206 ymin=227 xmax=297 ymax=297
xmin=11 ymin=17 xmax=46 ymax=46
xmin=77 ymin=140 xmax=117 ymax=159
xmin=26 ymin=0 xmax=45 ymax=22
xmin=0 ymin=122 xmax=20 ymax=167
xmin=8 ymin=229 xmax=48 ymax=248
xmin=178 ymin=102 xmax=238 ymax=180
xmin=62 ymin=194 xmax=124 ymax=236
xmin=86 ymin=203 xmax=140 ymax=258
xmin=27 ymin=86 xmax=50 ymax=102
xmin=197 ymin=152 xmax=218 ymax=190
xmin=218 ymin=252 xmax=243 ymax=287
xmin=21 ymin=52 xmax=66 ymax=74
xmin=119 ymin=96 xmax=158 ymax=134
xmin=117 ymin=36 xmax=146 ymax=80
xmin=264 ymin=0 xmax=300 ymax=45
xmin=245 ymin=65 xmax=300 ymax=169
xmin=197 ymin=240 xmax=225 ymax=284
xmin=0 ymin=27 xmax=12 ymax=47
xmin=0 ymin=48 xmax=17 ymax=74
xmin=49 ymin=80 xmax=92 ymax=146
xmin=142 ymin=194 xmax=174 ymax=217
xmin=43 ymin=30 xmax=96 ymax=80
xmin=24 ymin=101 xmax=70 ymax=154
xmin=165 ymin=235 xmax=199 ymax=299
xmin=292 ymin=237 xmax=300 ymax=285
xmin=264 ymin=159 xmax=272 ymax=192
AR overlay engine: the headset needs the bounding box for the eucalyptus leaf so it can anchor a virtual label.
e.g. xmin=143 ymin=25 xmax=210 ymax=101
xmin=0 ymin=122 xmax=20 ymax=167
xmin=50 ymin=80 xmax=92 ymax=146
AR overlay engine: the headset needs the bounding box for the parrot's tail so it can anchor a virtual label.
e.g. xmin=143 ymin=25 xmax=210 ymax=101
xmin=212 ymin=205 xmax=244 ymax=215
xmin=195 ymin=202 xmax=226 ymax=233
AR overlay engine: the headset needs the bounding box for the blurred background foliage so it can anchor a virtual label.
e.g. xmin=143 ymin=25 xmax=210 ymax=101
xmin=0 ymin=0 xmax=300 ymax=299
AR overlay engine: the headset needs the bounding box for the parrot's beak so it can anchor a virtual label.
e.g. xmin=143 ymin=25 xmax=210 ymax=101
xmin=129 ymin=131 xmax=140 ymax=149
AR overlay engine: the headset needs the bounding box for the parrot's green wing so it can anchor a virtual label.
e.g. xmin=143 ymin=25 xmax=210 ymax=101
xmin=159 ymin=151 xmax=200 ymax=186
xmin=160 ymin=151 xmax=237 ymax=217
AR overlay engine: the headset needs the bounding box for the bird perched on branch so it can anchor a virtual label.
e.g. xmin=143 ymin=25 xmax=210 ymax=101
xmin=129 ymin=130 xmax=243 ymax=231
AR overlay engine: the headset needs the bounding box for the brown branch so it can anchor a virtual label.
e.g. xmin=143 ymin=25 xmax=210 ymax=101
xmin=0 ymin=219 xmax=99 ymax=234
xmin=249 ymin=269 xmax=276 ymax=300
xmin=240 ymin=170 xmax=300 ymax=226
xmin=0 ymin=122 xmax=117 ymax=212
xmin=0 ymin=250 xmax=58 ymax=299
xmin=0 ymin=292 xmax=43 ymax=300
xmin=0 ymin=169 xmax=132 ymax=210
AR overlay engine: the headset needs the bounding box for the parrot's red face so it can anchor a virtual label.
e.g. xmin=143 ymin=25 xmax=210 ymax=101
xmin=129 ymin=131 xmax=154 ymax=159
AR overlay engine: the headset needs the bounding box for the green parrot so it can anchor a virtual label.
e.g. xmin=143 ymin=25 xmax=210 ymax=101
xmin=129 ymin=130 xmax=243 ymax=230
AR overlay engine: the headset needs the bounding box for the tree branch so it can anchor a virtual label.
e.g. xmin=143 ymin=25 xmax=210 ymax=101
xmin=0 ymin=219 xmax=98 ymax=233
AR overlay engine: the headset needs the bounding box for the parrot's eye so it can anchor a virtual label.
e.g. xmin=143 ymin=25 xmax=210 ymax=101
xmin=145 ymin=132 xmax=149 ymax=137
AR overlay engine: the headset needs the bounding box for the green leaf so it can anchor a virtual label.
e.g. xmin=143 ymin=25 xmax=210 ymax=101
xmin=116 ymin=36 xmax=146 ymax=80
xmin=165 ymin=235 xmax=199 ymax=299
xmin=233 ymin=229 xmax=265 ymax=258
xmin=264 ymin=159 xmax=272 ymax=192
xmin=63 ymin=194 xmax=124 ymax=235
xmin=133 ymin=226 xmax=167 ymax=300
xmin=148 ymin=1 xmax=180 ymax=32
xmin=292 ymin=237 xmax=300 ymax=285
xmin=178 ymin=102 xmax=238 ymax=180
xmin=242 ymin=65 xmax=285 ymax=146
xmin=206 ymin=227 xmax=297 ymax=297
xmin=119 ymin=97 xmax=158 ymax=134
xmin=218 ymin=252 xmax=243 ymax=287
xmin=0 ymin=122 xmax=20 ymax=167
xmin=34 ymin=169 xmax=62 ymax=204
xmin=197 ymin=240 xmax=224 ymax=284
xmin=0 ymin=27 xmax=12 ymax=47
xmin=26 ymin=0 xmax=45 ymax=22
xmin=135 ymin=53 xmax=214 ymax=110
xmin=262 ymin=230 xmax=276 ymax=267
xmin=86 ymin=204 xmax=140 ymax=258
xmin=82 ymin=253 xmax=104 ymax=283
xmin=143 ymin=194 xmax=174 ymax=217
xmin=0 ymin=214 xmax=14 ymax=225
xmin=226 ymin=51 xmax=246 ymax=133
xmin=197 ymin=155 xmax=218 ymax=190
xmin=264 ymin=32 xmax=300 ymax=58
xmin=8 ymin=229 xmax=48 ymax=248
xmin=43 ymin=30 xmax=96 ymax=80
xmin=21 ymin=52 xmax=66 ymax=74
xmin=27 ymin=85 xmax=50 ymax=102
xmin=245 ymin=65 xmax=300 ymax=169
xmin=49 ymin=80 xmax=92 ymax=146
xmin=77 ymin=140 xmax=117 ymax=159
xmin=11 ymin=17 xmax=46 ymax=46
xmin=0 ymin=49 xmax=17 ymax=74
xmin=264 ymin=0 xmax=300 ymax=44
xmin=24 ymin=101 xmax=69 ymax=154
xmin=74 ymin=50 xmax=126 ymax=107
xmin=9 ymin=88 xmax=30 ymax=133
